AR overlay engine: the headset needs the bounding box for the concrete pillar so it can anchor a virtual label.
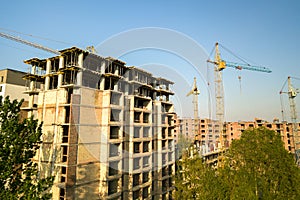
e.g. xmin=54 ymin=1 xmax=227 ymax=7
xmin=57 ymin=56 xmax=64 ymax=88
xmin=101 ymin=61 xmax=106 ymax=73
xmin=114 ymin=80 xmax=118 ymax=91
xmin=45 ymin=59 xmax=51 ymax=90
xmin=76 ymin=53 xmax=83 ymax=86
xmin=99 ymin=77 xmax=105 ymax=90
xmin=30 ymin=65 xmax=36 ymax=92
xmin=115 ymin=65 xmax=119 ymax=76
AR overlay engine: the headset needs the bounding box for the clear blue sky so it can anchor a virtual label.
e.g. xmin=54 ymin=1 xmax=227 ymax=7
xmin=0 ymin=0 xmax=299 ymax=122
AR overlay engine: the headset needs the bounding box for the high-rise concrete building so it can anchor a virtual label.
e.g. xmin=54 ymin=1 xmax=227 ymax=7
xmin=23 ymin=47 xmax=176 ymax=200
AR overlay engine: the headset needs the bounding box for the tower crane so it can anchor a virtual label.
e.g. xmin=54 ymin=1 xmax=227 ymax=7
xmin=186 ymin=77 xmax=201 ymax=156
xmin=207 ymin=42 xmax=272 ymax=149
xmin=186 ymin=77 xmax=200 ymax=144
xmin=280 ymin=76 xmax=300 ymax=165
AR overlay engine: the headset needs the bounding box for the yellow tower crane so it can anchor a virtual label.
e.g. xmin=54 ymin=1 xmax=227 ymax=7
xmin=207 ymin=42 xmax=272 ymax=150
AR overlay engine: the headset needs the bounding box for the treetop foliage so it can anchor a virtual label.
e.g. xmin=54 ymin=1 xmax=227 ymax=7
xmin=175 ymin=127 xmax=300 ymax=200
xmin=0 ymin=96 xmax=53 ymax=199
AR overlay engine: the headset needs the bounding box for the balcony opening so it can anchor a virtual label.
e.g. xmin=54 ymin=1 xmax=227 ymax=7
xmin=108 ymin=179 xmax=118 ymax=195
xmin=134 ymin=97 xmax=149 ymax=109
xmin=61 ymin=146 xmax=68 ymax=162
xmin=134 ymin=112 xmax=141 ymax=123
xmin=62 ymin=125 xmax=69 ymax=143
xmin=109 ymin=161 xmax=119 ymax=176
xmin=143 ymin=156 xmax=150 ymax=167
xmin=169 ymin=177 xmax=172 ymax=187
xmin=162 ymin=127 xmax=166 ymax=139
xmin=168 ymin=164 xmax=173 ymax=175
xmin=109 ymin=143 xmax=120 ymax=157
xmin=133 ymin=173 xmax=140 ymax=187
xmin=134 ymin=127 xmax=140 ymax=138
xmin=143 ymin=127 xmax=150 ymax=138
xmin=168 ymin=128 xmax=172 ymax=137
xmin=143 ymin=186 xmax=149 ymax=199
xmin=162 ymin=180 xmax=168 ymax=192
xmin=133 ymin=157 xmax=140 ymax=170
xmin=134 ymin=142 xmax=141 ymax=153
xmin=162 ymin=104 xmax=172 ymax=113
xmin=60 ymin=188 xmax=65 ymax=200
xmin=65 ymin=107 xmax=70 ymax=123
xmin=162 ymin=140 xmax=167 ymax=150
xmin=133 ymin=189 xmax=140 ymax=200
xmin=110 ymin=92 xmax=121 ymax=105
xmin=143 ymin=113 xmax=149 ymax=123
xmin=110 ymin=126 xmax=120 ymax=139
xmin=168 ymin=152 xmax=172 ymax=161
xmin=110 ymin=109 xmax=121 ymax=122
xmin=142 ymin=172 xmax=149 ymax=183
xmin=143 ymin=141 xmax=150 ymax=153
xmin=167 ymin=116 xmax=172 ymax=126
xmin=162 ymin=153 xmax=167 ymax=165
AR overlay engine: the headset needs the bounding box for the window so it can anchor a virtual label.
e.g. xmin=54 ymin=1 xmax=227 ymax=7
xmin=109 ymin=143 xmax=120 ymax=157
xmin=143 ymin=141 xmax=149 ymax=152
xmin=108 ymin=179 xmax=118 ymax=195
xmin=133 ymin=189 xmax=140 ymax=200
xmin=110 ymin=126 xmax=119 ymax=139
xmin=142 ymin=172 xmax=149 ymax=183
xmin=134 ymin=127 xmax=140 ymax=138
xmin=134 ymin=142 xmax=140 ymax=153
xmin=60 ymin=188 xmax=65 ymax=200
xmin=133 ymin=158 xmax=140 ymax=170
xmin=0 ymin=76 xmax=3 ymax=82
xmin=143 ymin=156 xmax=150 ymax=167
xmin=0 ymin=86 xmax=2 ymax=92
xmin=109 ymin=161 xmax=119 ymax=176
xmin=143 ymin=186 xmax=149 ymax=198
xmin=133 ymin=174 xmax=140 ymax=186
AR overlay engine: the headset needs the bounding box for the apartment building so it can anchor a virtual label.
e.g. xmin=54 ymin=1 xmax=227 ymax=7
xmin=0 ymin=68 xmax=32 ymax=118
xmin=0 ymin=68 xmax=28 ymax=100
xmin=225 ymin=118 xmax=300 ymax=153
xmin=23 ymin=47 xmax=176 ymax=200
xmin=178 ymin=118 xmax=219 ymax=154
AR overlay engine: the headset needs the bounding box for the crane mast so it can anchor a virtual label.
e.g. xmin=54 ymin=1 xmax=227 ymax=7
xmin=287 ymin=77 xmax=300 ymax=165
xmin=187 ymin=77 xmax=200 ymax=147
xmin=214 ymin=44 xmax=225 ymax=149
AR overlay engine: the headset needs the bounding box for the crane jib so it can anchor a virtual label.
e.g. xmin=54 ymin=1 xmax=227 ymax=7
xmin=225 ymin=61 xmax=272 ymax=73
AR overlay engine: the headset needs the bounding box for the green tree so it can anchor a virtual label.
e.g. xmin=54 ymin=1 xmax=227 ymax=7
xmin=175 ymin=156 xmax=226 ymax=200
xmin=176 ymin=134 xmax=193 ymax=159
xmin=175 ymin=127 xmax=300 ymax=199
xmin=222 ymin=127 xmax=300 ymax=200
xmin=0 ymin=97 xmax=53 ymax=199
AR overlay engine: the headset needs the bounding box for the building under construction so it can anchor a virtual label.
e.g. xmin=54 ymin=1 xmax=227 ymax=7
xmin=225 ymin=118 xmax=300 ymax=153
xmin=23 ymin=47 xmax=176 ymax=200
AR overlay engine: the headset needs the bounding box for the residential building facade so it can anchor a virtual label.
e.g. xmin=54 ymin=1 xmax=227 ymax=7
xmin=23 ymin=47 xmax=176 ymax=200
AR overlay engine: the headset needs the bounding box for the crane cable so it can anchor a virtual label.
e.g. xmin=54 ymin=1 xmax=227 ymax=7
xmin=0 ymin=27 xmax=73 ymax=45
xmin=206 ymin=46 xmax=216 ymax=120
xmin=218 ymin=43 xmax=251 ymax=65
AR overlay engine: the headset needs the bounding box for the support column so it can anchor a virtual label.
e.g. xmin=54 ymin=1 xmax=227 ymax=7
xmin=58 ymin=56 xmax=64 ymax=88
xmin=28 ymin=65 xmax=36 ymax=117
xmin=76 ymin=53 xmax=84 ymax=86
xmin=45 ymin=59 xmax=51 ymax=90
xmin=99 ymin=77 xmax=105 ymax=90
